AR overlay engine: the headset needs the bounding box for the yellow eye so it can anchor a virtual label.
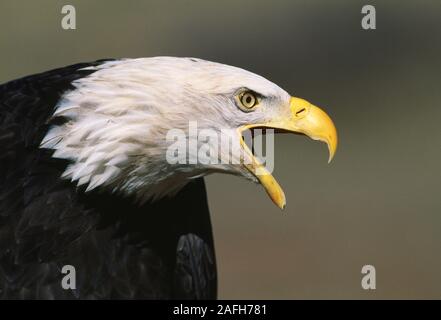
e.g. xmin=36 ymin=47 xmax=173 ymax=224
xmin=238 ymin=91 xmax=258 ymax=110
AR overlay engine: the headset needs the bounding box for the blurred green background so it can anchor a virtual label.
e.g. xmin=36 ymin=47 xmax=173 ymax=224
xmin=1 ymin=0 xmax=440 ymax=299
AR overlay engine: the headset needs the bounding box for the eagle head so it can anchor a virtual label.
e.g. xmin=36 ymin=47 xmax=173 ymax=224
xmin=41 ymin=57 xmax=337 ymax=209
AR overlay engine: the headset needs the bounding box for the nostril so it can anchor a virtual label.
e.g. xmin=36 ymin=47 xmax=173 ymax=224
xmin=295 ymin=107 xmax=306 ymax=116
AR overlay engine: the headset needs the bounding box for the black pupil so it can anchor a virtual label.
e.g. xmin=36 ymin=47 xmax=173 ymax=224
xmin=245 ymin=95 xmax=253 ymax=104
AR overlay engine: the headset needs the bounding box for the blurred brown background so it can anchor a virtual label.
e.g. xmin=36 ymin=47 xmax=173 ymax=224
xmin=1 ymin=0 xmax=440 ymax=299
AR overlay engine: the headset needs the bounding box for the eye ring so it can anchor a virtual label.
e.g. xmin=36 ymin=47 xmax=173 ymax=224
xmin=237 ymin=91 xmax=259 ymax=111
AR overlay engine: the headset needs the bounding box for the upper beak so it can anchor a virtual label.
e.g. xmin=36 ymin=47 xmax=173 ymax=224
xmin=238 ymin=96 xmax=338 ymax=209
xmin=282 ymin=97 xmax=337 ymax=163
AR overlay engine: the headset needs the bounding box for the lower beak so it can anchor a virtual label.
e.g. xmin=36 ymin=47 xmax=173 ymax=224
xmin=238 ymin=97 xmax=338 ymax=209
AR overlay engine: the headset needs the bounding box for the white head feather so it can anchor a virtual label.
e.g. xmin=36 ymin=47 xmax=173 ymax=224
xmin=41 ymin=57 xmax=291 ymax=202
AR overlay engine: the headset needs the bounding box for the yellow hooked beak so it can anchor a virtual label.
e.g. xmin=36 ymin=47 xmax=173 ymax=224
xmin=238 ymin=97 xmax=338 ymax=209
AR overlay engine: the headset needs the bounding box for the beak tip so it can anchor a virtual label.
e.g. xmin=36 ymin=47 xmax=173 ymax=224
xmin=276 ymin=198 xmax=286 ymax=210
xmin=274 ymin=194 xmax=286 ymax=210
xmin=328 ymin=153 xmax=334 ymax=163
xmin=327 ymin=139 xmax=337 ymax=163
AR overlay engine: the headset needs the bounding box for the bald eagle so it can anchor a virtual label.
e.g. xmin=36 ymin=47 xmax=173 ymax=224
xmin=0 ymin=57 xmax=337 ymax=299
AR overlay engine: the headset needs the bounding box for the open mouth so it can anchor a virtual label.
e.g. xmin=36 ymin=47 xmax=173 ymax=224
xmin=237 ymin=125 xmax=291 ymax=210
xmin=236 ymin=97 xmax=338 ymax=210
